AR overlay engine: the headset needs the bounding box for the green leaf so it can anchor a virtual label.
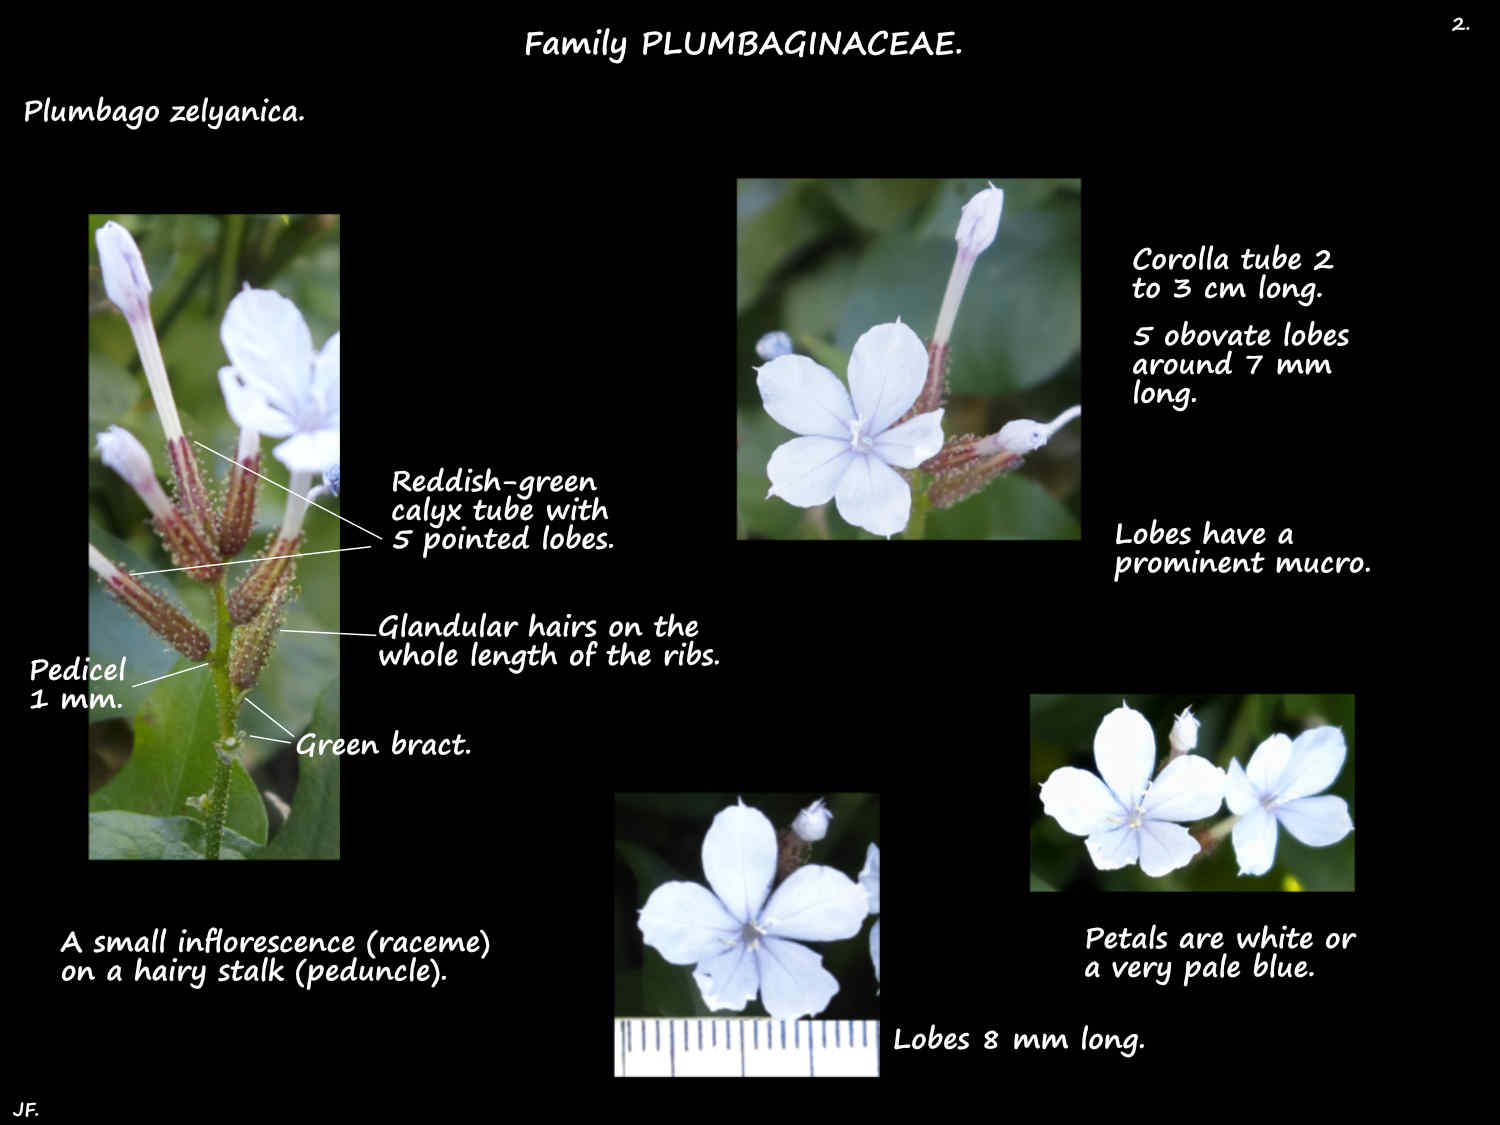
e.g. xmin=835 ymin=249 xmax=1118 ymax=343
xmin=258 ymin=679 xmax=340 ymax=859
xmin=89 ymin=668 xmax=268 ymax=846
xmin=818 ymin=178 xmax=938 ymax=235
xmin=1029 ymin=872 xmax=1057 ymax=892
xmin=781 ymin=252 xmax=858 ymax=342
xmin=643 ymin=946 xmax=712 ymax=1017
xmin=926 ymin=474 xmax=1080 ymax=540
xmin=614 ymin=841 xmax=684 ymax=906
xmin=87 ymin=353 xmax=142 ymax=451
xmin=89 ymin=812 xmax=259 ymax=860
xmin=737 ymin=180 xmax=836 ymax=314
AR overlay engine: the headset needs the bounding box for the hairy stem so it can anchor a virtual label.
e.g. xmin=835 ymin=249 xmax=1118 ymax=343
xmin=204 ymin=578 xmax=239 ymax=860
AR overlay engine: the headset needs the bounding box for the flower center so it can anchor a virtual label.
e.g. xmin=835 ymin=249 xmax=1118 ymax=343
xmin=1125 ymin=803 xmax=1145 ymax=830
xmin=741 ymin=919 xmax=765 ymax=951
xmin=847 ymin=416 xmax=874 ymax=453
xmin=1260 ymin=792 xmax=1278 ymax=811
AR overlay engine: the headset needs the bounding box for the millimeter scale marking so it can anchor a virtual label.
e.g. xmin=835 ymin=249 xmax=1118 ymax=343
xmin=614 ymin=1020 xmax=878 ymax=1077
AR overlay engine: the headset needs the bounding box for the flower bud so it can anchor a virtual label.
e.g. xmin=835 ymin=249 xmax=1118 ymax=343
xmin=229 ymin=578 xmax=293 ymax=689
xmin=95 ymin=220 xmax=185 ymax=444
xmin=988 ymin=405 xmax=1082 ymax=455
xmin=227 ymin=533 xmax=301 ymax=623
xmin=955 ymin=182 xmax=1004 ymax=259
xmin=792 ymin=798 xmax=832 ymax=842
xmin=218 ymin=430 xmax=261 ymax=556
xmin=97 ymin=427 xmax=223 ymax=582
xmin=95 ymin=220 xmax=152 ymax=324
xmin=754 ymin=331 xmax=794 ymax=361
xmin=932 ymin=184 xmax=1006 ymax=350
xmin=323 ymin=464 xmax=340 ymax=499
xmin=168 ymin=436 xmax=220 ymax=547
xmin=96 ymin=425 xmax=157 ymax=495
xmin=1169 ymin=708 xmax=1200 ymax=755
xmin=88 ymin=544 xmax=210 ymax=661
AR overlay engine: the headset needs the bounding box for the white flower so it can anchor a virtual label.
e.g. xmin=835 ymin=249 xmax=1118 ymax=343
xmin=637 ymin=798 xmax=868 ymax=1020
xmin=1170 ymin=707 xmax=1200 ymax=754
xmin=955 ymin=182 xmax=1005 ymax=259
xmin=1225 ymin=727 xmax=1353 ymax=877
xmin=792 ymin=798 xmax=832 ymax=842
xmin=1040 ymin=703 xmax=1226 ymax=878
xmin=218 ymin=285 xmax=340 ymax=474
xmin=859 ymin=842 xmax=880 ymax=990
xmin=757 ymin=321 xmax=944 ymax=537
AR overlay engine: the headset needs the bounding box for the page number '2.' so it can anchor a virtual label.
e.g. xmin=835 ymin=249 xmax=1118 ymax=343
xmin=1452 ymin=17 xmax=1468 ymax=30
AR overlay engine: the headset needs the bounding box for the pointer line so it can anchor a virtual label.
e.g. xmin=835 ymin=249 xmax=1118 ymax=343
xmin=130 ymin=545 xmax=372 ymax=576
xmin=193 ymin=440 xmax=384 ymax=541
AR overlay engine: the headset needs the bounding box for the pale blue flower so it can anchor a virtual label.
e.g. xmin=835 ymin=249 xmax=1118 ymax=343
xmin=1226 ymin=727 xmax=1353 ymax=876
xmin=637 ymin=798 xmax=868 ymax=1020
xmin=757 ymin=321 xmax=944 ymax=537
xmin=1040 ymin=703 xmax=1226 ymax=877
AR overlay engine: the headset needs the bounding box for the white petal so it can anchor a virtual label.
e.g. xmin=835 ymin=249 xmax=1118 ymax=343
xmin=273 ymin=427 xmax=340 ymax=474
xmin=847 ymin=321 xmax=929 ymax=436
xmin=872 ymin=408 xmax=945 ymax=468
xmin=218 ymin=367 xmax=297 ymax=437
xmin=1039 ymin=766 xmax=1123 ymax=836
xmin=765 ymin=437 xmax=853 ymax=507
xmin=1274 ymin=796 xmax=1353 ymax=847
xmin=1245 ymin=733 xmax=1293 ymax=799
xmin=692 ymin=942 xmax=760 ymax=1013
xmin=1084 ymin=825 xmax=1139 ymax=871
xmin=754 ymin=937 xmax=839 ymax=1020
xmin=869 ymin=919 xmax=880 ymax=986
xmin=756 ymin=354 xmax=855 ymax=438
xmin=1141 ymin=755 xmax=1225 ymax=823
xmin=1224 ymin=758 xmax=1257 ymax=816
xmin=858 ymin=843 xmax=880 ymax=915
xmin=761 ymin=865 xmax=867 ymax=942
xmin=833 ymin=452 xmax=911 ymax=537
xmin=1092 ymin=704 xmax=1156 ymax=808
xmin=1136 ymin=820 xmax=1201 ymax=877
xmin=1277 ymin=727 xmax=1346 ymax=802
xmin=1231 ymin=806 xmax=1279 ymax=876
xmin=220 ymin=286 xmax=314 ymax=402
xmin=637 ymin=881 xmax=740 ymax=964
xmin=700 ymin=800 xmax=777 ymax=925
xmin=314 ymin=331 xmax=340 ymax=416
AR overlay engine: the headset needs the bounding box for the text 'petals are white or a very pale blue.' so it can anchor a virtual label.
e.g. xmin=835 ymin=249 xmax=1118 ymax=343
xmin=636 ymin=798 xmax=869 ymax=1020
xmin=1225 ymin=726 xmax=1353 ymax=876
xmin=1040 ymin=703 xmax=1227 ymax=878
xmin=792 ymin=798 xmax=832 ymax=842
xmin=757 ymin=320 xmax=943 ymax=537
xmin=218 ymin=285 xmax=340 ymax=474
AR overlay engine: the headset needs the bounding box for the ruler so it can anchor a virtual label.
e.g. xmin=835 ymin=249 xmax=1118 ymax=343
xmin=614 ymin=1019 xmax=879 ymax=1077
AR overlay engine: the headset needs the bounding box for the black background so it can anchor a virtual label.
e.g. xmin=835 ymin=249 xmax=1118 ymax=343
xmin=9 ymin=11 xmax=1478 ymax=1113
